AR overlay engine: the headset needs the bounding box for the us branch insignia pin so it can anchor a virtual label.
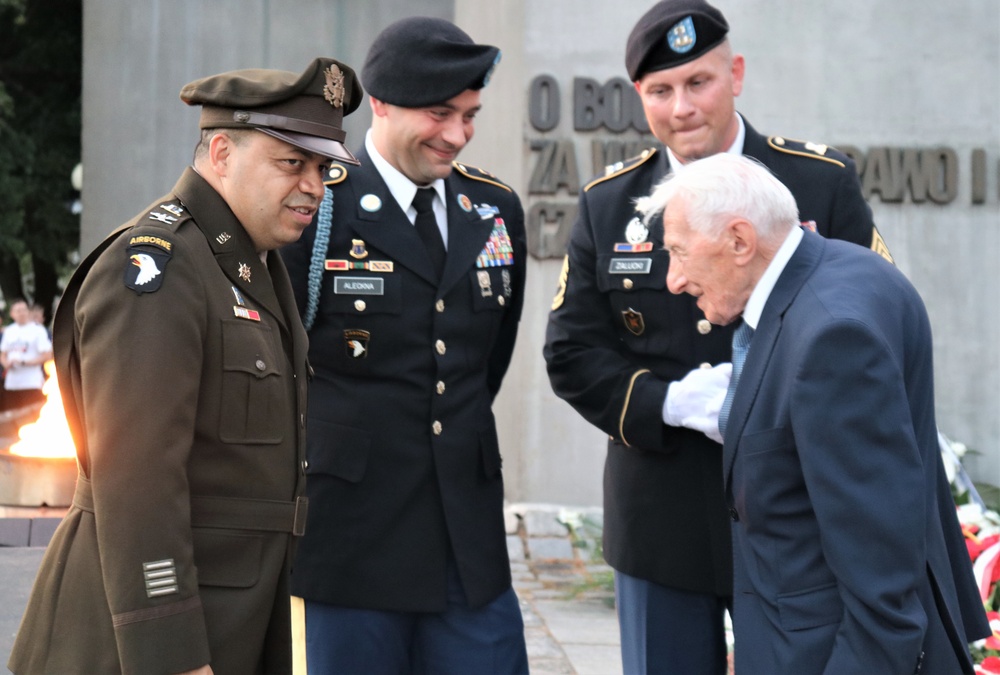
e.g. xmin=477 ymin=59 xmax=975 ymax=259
xmin=622 ymin=308 xmax=645 ymax=336
xmin=323 ymin=64 xmax=346 ymax=109
xmin=238 ymin=262 xmax=252 ymax=283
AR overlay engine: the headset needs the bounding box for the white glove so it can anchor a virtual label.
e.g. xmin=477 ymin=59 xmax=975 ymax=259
xmin=663 ymin=362 xmax=733 ymax=444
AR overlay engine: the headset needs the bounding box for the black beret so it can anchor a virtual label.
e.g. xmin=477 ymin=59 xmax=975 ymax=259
xmin=180 ymin=57 xmax=363 ymax=165
xmin=626 ymin=0 xmax=729 ymax=81
xmin=361 ymin=16 xmax=501 ymax=108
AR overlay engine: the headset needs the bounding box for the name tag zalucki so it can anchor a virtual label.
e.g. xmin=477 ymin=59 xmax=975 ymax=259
xmin=334 ymin=276 xmax=384 ymax=295
xmin=609 ymin=258 xmax=652 ymax=274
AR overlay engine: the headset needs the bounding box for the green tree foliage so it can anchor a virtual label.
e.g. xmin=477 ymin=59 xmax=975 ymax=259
xmin=0 ymin=0 xmax=81 ymax=324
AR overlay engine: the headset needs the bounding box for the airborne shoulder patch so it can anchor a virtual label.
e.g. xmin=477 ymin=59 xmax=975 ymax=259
xmin=452 ymin=162 xmax=513 ymax=193
xmin=584 ymin=148 xmax=658 ymax=192
xmin=124 ymin=242 xmax=172 ymax=294
xmin=767 ymin=136 xmax=846 ymax=168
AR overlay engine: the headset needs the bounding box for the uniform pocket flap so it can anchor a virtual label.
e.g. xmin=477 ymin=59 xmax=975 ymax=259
xmin=777 ymin=583 xmax=842 ymax=631
xmin=193 ymin=530 xmax=262 ymax=588
xmin=306 ymin=419 xmax=371 ymax=483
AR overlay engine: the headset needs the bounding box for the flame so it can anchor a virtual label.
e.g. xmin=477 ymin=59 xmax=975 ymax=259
xmin=9 ymin=361 xmax=77 ymax=459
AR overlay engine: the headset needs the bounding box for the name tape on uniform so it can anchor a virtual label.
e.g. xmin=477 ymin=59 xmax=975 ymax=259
xmin=334 ymin=277 xmax=385 ymax=295
xmin=608 ymin=258 xmax=652 ymax=274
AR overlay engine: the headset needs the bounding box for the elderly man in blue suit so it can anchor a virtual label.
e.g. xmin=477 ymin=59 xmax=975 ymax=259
xmin=640 ymin=153 xmax=990 ymax=674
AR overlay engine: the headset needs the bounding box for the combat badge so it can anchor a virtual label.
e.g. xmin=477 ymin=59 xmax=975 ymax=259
xmin=124 ymin=239 xmax=172 ymax=295
xmin=477 ymin=270 xmax=493 ymax=297
xmin=622 ymin=308 xmax=645 ymax=336
xmin=344 ymin=329 xmax=370 ymax=358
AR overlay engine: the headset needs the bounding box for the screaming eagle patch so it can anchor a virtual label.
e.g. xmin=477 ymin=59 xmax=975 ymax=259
xmin=124 ymin=243 xmax=172 ymax=294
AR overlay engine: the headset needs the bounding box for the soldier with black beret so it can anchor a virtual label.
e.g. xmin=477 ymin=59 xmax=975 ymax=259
xmin=281 ymin=16 xmax=528 ymax=674
xmin=544 ymin=1 xmax=892 ymax=673
xmin=9 ymin=57 xmax=361 ymax=675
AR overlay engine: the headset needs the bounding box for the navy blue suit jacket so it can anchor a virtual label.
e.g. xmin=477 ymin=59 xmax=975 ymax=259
xmin=724 ymin=230 xmax=989 ymax=674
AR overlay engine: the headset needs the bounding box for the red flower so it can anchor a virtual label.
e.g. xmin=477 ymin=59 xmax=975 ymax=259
xmin=980 ymin=656 xmax=1000 ymax=674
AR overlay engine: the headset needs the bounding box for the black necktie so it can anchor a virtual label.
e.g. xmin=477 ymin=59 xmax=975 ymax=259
xmin=412 ymin=188 xmax=445 ymax=279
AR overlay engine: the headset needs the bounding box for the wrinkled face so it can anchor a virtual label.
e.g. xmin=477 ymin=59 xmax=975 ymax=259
xmin=635 ymin=44 xmax=744 ymax=163
xmin=216 ymin=131 xmax=328 ymax=252
xmin=662 ymin=200 xmax=747 ymax=326
xmin=372 ymin=88 xmax=481 ymax=185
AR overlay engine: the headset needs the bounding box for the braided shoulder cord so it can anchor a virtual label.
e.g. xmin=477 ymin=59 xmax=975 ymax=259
xmin=304 ymin=187 xmax=333 ymax=331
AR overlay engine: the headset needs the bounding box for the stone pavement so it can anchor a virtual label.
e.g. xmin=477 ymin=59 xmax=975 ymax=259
xmin=1 ymin=503 xmax=622 ymax=674
xmin=506 ymin=503 xmax=622 ymax=675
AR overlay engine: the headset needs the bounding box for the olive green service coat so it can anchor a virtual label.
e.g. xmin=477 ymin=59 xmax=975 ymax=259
xmin=8 ymin=167 xmax=309 ymax=675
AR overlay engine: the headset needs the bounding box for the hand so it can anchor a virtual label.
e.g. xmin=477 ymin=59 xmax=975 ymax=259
xmin=664 ymin=362 xmax=733 ymax=444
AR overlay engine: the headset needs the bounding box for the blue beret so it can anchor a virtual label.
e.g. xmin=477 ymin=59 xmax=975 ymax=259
xmin=626 ymin=0 xmax=729 ymax=81
xmin=362 ymin=17 xmax=501 ymax=108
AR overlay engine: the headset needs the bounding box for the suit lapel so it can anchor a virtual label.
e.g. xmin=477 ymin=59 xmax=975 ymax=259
xmin=343 ymin=147 xmax=438 ymax=285
xmin=723 ymin=231 xmax=826 ymax=489
xmin=438 ymin=177 xmax=495 ymax=295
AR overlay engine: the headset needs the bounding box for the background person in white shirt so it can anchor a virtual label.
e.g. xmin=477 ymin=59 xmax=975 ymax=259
xmin=0 ymin=298 xmax=53 ymax=410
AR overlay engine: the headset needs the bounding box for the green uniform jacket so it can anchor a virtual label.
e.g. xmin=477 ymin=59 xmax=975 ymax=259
xmin=9 ymin=167 xmax=309 ymax=675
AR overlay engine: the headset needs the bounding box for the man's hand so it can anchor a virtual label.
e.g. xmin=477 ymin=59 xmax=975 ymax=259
xmin=664 ymin=363 xmax=733 ymax=443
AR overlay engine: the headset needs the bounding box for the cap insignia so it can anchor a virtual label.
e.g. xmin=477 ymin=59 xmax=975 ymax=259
xmin=324 ymin=64 xmax=346 ymax=109
xmin=668 ymin=16 xmax=696 ymax=54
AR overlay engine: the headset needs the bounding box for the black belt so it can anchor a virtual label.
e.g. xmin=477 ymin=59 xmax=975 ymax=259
xmin=73 ymin=476 xmax=308 ymax=536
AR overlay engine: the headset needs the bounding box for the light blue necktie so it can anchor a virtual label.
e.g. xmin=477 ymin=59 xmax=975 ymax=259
xmin=719 ymin=320 xmax=754 ymax=437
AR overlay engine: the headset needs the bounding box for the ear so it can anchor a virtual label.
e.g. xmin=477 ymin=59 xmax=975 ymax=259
xmin=731 ymin=53 xmax=746 ymax=98
xmin=208 ymin=132 xmax=233 ymax=177
xmin=728 ymin=218 xmax=757 ymax=266
xmin=370 ymin=96 xmax=389 ymax=119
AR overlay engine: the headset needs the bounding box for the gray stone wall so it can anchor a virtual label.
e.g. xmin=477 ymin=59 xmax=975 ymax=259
xmin=81 ymin=0 xmax=1000 ymax=505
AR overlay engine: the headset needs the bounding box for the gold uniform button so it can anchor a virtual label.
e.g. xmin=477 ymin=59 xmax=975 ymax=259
xmin=432 ymin=421 xmax=443 ymax=435
xmin=497 ymin=296 xmax=506 ymax=306
xmin=623 ymin=278 xmax=634 ymax=290
xmin=699 ymin=362 xmax=712 ymax=370
xmin=435 ymin=299 xmax=445 ymax=313
xmin=697 ymin=319 xmax=712 ymax=335
xmin=255 ymin=359 xmax=266 ymax=371
xmin=355 ymin=299 xmax=366 ymax=312
xmin=436 ymin=381 xmax=446 ymax=395
xmin=435 ymin=340 xmax=446 ymax=355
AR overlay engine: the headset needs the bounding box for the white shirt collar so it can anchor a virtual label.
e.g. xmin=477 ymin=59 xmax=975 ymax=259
xmin=742 ymin=225 xmax=803 ymax=330
xmin=364 ymin=129 xmax=446 ymax=220
xmin=666 ymin=113 xmax=746 ymax=173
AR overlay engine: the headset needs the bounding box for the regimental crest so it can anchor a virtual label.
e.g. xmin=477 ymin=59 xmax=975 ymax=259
xmin=625 ymin=216 xmax=649 ymax=244
xmin=350 ymin=239 xmax=369 ymax=260
xmin=323 ymin=64 xmax=346 ymax=109
xmin=124 ymin=246 xmax=172 ymax=295
xmin=667 ymin=16 xmax=696 ymax=54
xmin=622 ymin=308 xmax=645 ymax=336
xmin=344 ymin=329 xmax=370 ymax=358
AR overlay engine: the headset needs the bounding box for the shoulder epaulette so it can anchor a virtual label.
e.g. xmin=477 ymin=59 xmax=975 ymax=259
xmin=452 ymin=162 xmax=512 ymax=192
xmin=767 ymin=136 xmax=846 ymax=168
xmin=584 ymin=148 xmax=658 ymax=192
xmin=136 ymin=198 xmax=192 ymax=233
xmin=323 ymin=163 xmax=349 ymax=186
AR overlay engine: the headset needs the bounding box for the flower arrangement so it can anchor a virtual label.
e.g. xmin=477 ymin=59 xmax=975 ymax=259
xmin=940 ymin=434 xmax=1000 ymax=674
